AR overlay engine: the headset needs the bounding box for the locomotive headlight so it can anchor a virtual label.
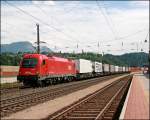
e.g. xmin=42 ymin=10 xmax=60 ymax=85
xmin=36 ymin=71 xmax=39 ymax=76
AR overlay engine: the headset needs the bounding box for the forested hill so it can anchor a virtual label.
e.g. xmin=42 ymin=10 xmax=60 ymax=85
xmin=0 ymin=52 xmax=149 ymax=67
xmin=104 ymin=52 xmax=149 ymax=67
xmin=57 ymin=52 xmax=149 ymax=67
xmin=117 ymin=52 xmax=149 ymax=67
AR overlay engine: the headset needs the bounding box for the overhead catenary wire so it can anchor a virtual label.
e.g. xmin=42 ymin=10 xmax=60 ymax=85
xmin=101 ymin=1 xmax=120 ymax=39
xmin=2 ymin=21 xmax=35 ymax=41
xmin=145 ymin=31 xmax=149 ymax=41
xmin=63 ymin=2 xmax=80 ymax=13
xmin=2 ymin=21 xmax=38 ymax=35
xmin=79 ymin=28 xmax=148 ymax=53
xmin=2 ymin=1 xmax=131 ymax=49
xmin=33 ymin=3 xmax=53 ymax=25
xmin=33 ymin=3 xmax=83 ymax=45
xmin=5 ymin=1 xmax=79 ymax=44
xmin=3 ymin=3 xmax=75 ymax=50
xmin=33 ymin=2 xmax=102 ymax=53
xmin=79 ymin=28 xmax=147 ymax=45
xmin=69 ymin=2 xmax=117 ymax=46
xmin=96 ymin=0 xmax=117 ymax=40
xmin=3 ymin=1 xmax=149 ymax=54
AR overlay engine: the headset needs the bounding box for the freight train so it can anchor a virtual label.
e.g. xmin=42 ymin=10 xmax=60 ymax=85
xmin=17 ymin=54 xmax=130 ymax=87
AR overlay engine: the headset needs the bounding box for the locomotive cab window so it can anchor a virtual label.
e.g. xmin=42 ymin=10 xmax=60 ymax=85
xmin=22 ymin=58 xmax=38 ymax=68
xmin=42 ymin=60 xmax=46 ymax=65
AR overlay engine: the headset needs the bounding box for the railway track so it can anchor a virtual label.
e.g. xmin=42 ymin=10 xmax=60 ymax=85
xmin=1 ymin=74 xmax=122 ymax=100
xmin=0 ymin=74 xmax=127 ymax=117
xmin=0 ymin=85 xmax=23 ymax=95
xmin=1 ymin=87 xmax=20 ymax=95
xmin=1 ymin=74 xmax=124 ymax=100
xmin=47 ymin=75 xmax=132 ymax=120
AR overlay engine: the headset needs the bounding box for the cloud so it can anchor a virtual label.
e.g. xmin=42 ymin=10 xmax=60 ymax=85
xmin=44 ymin=1 xmax=55 ymax=6
xmin=129 ymin=1 xmax=149 ymax=7
xmin=1 ymin=1 xmax=149 ymax=55
xmin=32 ymin=0 xmax=55 ymax=6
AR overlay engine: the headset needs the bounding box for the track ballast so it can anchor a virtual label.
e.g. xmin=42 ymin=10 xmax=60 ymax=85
xmin=47 ymin=75 xmax=132 ymax=120
xmin=1 ymin=74 xmax=126 ymax=117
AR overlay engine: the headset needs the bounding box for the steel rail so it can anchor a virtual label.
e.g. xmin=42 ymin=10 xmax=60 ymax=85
xmin=48 ymin=75 xmax=131 ymax=120
xmin=1 ymin=74 xmax=128 ymax=117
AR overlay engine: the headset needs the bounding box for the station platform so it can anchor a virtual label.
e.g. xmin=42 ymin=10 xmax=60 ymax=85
xmin=120 ymin=73 xmax=149 ymax=119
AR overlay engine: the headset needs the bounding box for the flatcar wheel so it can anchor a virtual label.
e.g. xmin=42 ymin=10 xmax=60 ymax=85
xmin=43 ymin=81 xmax=47 ymax=87
xmin=49 ymin=80 xmax=53 ymax=85
xmin=53 ymin=79 xmax=57 ymax=85
xmin=61 ymin=78 xmax=65 ymax=83
xmin=38 ymin=81 xmax=44 ymax=87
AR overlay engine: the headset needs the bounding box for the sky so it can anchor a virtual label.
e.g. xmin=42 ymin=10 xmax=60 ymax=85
xmin=1 ymin=0 xmax=149 ymax=55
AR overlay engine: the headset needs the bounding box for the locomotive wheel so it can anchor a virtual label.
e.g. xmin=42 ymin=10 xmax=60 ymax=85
xmin=23 ymin=81 xmax=29 ymax=87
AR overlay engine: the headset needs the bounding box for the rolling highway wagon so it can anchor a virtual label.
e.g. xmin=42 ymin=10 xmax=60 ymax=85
xmin=17 ymin=53 xmax=130 ymax=87
xmin=92 ymin=62 xmax=103 ymax=76
xmin=115 ymin=66 xmax=119 ymax=73
xmin=75 ymin=59 xmax=93 ymax=79
xmin=118 ymin=66 xmax=123 ymax=73
xmin=110 ymin=65 xmax=115 ymax=74
xmin=103 ymin=64 xmax=110 ymax=75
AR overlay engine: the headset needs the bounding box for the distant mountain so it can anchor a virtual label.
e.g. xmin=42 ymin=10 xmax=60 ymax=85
xmin=1 ymin=41 xmax=52 ymax=53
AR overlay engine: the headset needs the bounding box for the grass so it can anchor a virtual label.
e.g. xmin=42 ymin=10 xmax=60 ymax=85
xmin=0 ymin=82 xmax=21 ymax=89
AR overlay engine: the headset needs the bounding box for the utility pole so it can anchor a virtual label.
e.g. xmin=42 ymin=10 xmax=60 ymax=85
xmin=35 ymin=23 xmax=46 ymax=54
xmin=36 ymin=24 xmax=40 ymax=54
xmin=77 ymin=43 xmax=78 ymax=53
xmin=136 ymin=42 xmax=138 ymax=52
xmin=102 ymin=51 xmax=104 ymax=74
xmin=97 ymin=42 xmax=100 ymax=54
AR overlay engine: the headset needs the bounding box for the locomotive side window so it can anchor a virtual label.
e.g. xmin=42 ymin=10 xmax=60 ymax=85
xmin=22 ymin=58 xmax=38 ymax=68
xmin=42 ymin=60 xmax=46 ymax=65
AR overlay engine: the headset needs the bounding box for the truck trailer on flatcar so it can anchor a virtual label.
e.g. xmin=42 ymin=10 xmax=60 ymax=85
xmin=75 ymin=59 xmax=93 ymax=79
xmin=92 ymin=62 xmax=103 ymax=77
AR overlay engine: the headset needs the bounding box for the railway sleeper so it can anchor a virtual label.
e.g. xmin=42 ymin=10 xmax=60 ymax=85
xmin=100 ymin=81 xmax=131 ymax=119
xmin=102 ymin=116 xmax=113 ymax=120
xmin=62 ymin=116 xmax=96 ymax=120
xmin=80 ymin=106 xmax=106 ymax=110
xmin=103 ymin=112 xmax=114 ymax=117
xmin=73 ymin=111 xmax=100 ymax=114
xmin=68 ymin=113 xmax=98 ymax=117
xmin=75 ymin=109 xmax=102 ymax=111
xmin=79 ymin=107 xmax=103 ymax=110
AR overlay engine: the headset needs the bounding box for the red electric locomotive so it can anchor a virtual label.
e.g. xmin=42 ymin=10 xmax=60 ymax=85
xmin=17 ymin=54 xmax=76 ymax=86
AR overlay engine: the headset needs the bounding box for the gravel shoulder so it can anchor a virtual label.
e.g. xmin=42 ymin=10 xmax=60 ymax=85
xmin=2 ymin=74 xmax=128 ymax=120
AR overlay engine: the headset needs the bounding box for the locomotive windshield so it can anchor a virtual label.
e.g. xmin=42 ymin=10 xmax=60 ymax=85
xmin=22 ymin=58 xmax=38 ymax=68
